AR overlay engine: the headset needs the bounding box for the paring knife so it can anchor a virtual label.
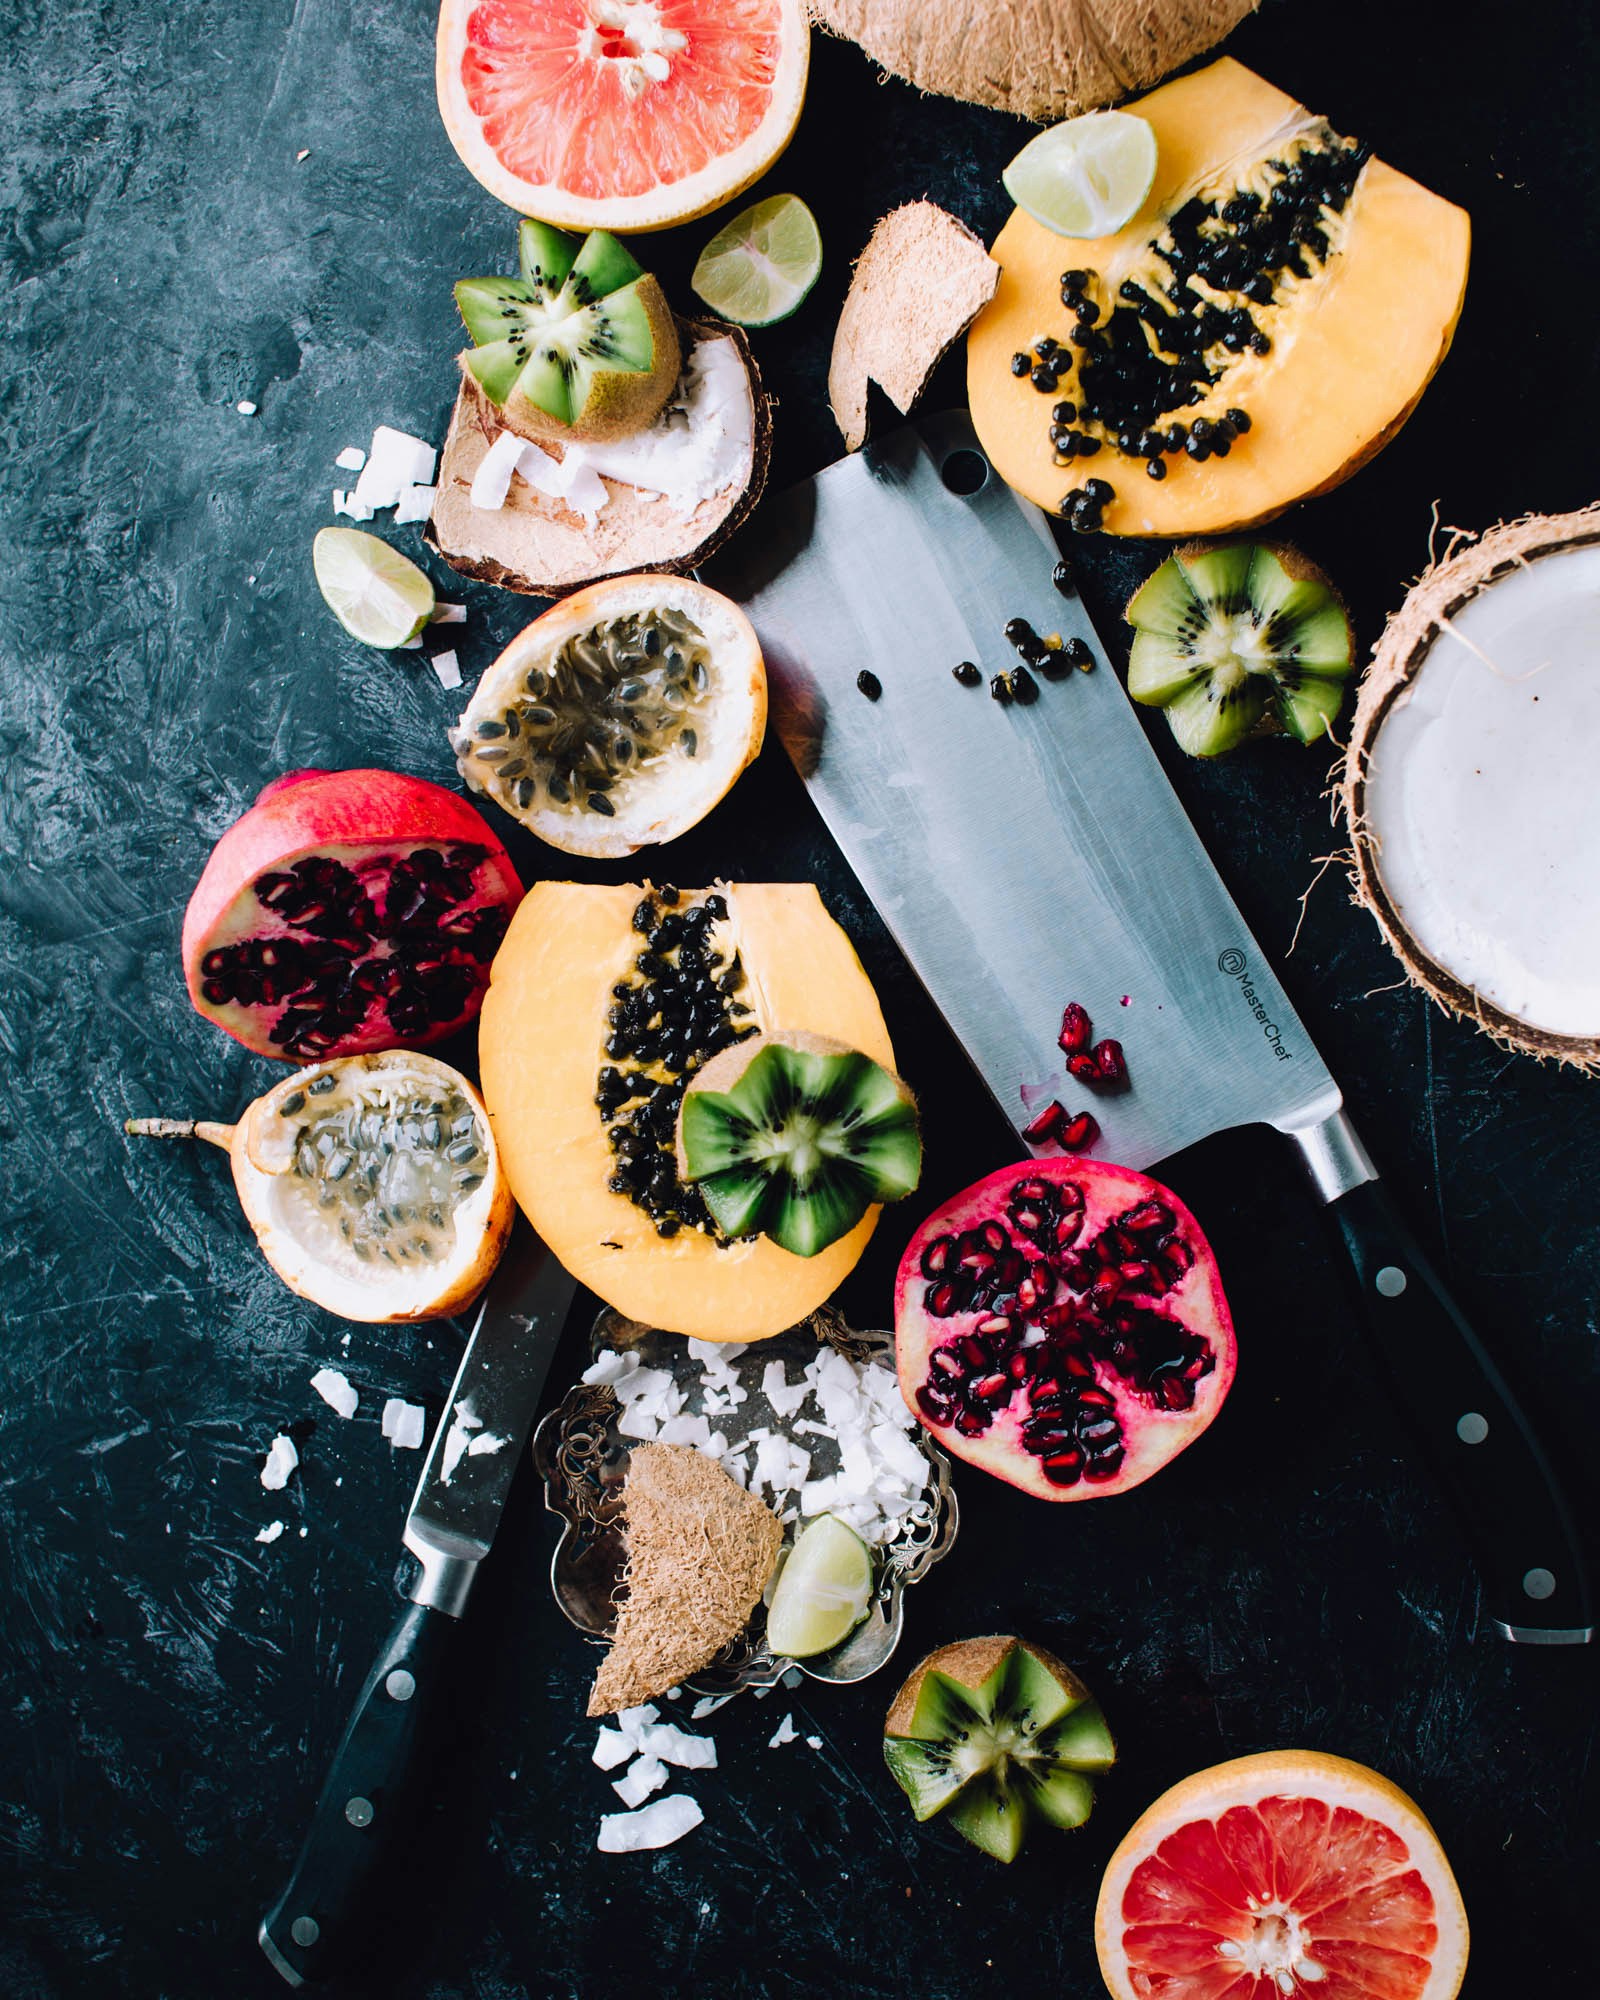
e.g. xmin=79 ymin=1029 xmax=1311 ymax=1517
xmin=260 ymin=1223 xmax=577 ymax=1986
xmin=713 ymin=410 xmax=1591 ymax=1648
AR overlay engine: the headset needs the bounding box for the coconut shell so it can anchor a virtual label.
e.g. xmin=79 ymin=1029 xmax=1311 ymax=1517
xmin=829 ymin=202 xmax=999 ymax=452
xmin=1343 ymin=504 xmax=1600 ymax=1070
xmin=810 ymin=0 xmax=1259 ymax=125
xmin=587 ymin=1442 xmax=783 ymax=1716
xmin=884 ymin=1635 xmax=1089 ymax=1737
xmin=425 ymin=318 xmax=773 ymax=599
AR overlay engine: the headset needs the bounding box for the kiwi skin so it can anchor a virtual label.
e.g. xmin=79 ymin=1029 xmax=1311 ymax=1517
xmin=885 ymin=1635 xmax=1091 ymax=1737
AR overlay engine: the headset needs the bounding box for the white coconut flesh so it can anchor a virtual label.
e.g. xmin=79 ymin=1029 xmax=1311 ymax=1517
xmin=451 ymin=582 xmax=763 ymax=856
xmin=239 ymin=1057 xmax=500 ymax=1317
xmin=1362 ymin=541 xmax=1600 ymax=1037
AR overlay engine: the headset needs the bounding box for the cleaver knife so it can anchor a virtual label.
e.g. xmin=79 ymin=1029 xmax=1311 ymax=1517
xmin=713 ymin=411 xmax=1590 ymax=1648
xmin=260 ymin=1222 xmax=577 ymax=1985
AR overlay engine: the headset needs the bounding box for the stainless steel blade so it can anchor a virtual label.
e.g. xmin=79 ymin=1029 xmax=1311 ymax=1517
xmin=713 ymin=412 xmax=1343 ymax=1170
xmin=401 ymin=1222 xmax=577 ymax=1616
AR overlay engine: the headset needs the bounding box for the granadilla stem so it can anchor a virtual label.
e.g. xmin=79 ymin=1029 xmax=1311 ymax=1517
xmin=125 ymin=1116 xmax=236 ymax=1150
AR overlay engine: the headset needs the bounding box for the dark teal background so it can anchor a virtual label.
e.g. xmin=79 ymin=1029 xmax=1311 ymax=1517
xmin=1 ymin=0 xmax=1594 ymax=1991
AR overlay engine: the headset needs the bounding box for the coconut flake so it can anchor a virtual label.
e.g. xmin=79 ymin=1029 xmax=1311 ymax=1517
xmin=806 ymin=1735 xmax=823 ymax=1751
xmin=429 ymin=649 xmax=462 ymax=691
xmin=236 ymin=399 xmax=257 ymax=416
xmin=768 ymin=1713 xmax=798 ymax=1748
xmin=596 ymin=1793 xmax=703 ymax=1853
xmin=592 ymin=1726 xmax=635 ymax=1771
xmin=260 ymin=1435 xmax=298 ymax=1490
xmin=394 ymin=483 xmax=437 ymax=525
xmin=332 ymin=488 xmax=375 ymax=522
xmin=691 ymin=1694 xmax=734 ymax=1720
xmin=470 ymin=428 xmax=526 ymax=512
xmin=466 ymin=1431 xmax=508 ymax=1458
xmin=309 ymin=1367 xmax=358 ymax=1420
xmin=381 ymin=1398 xmax=426 ymax=1450
xmin=255 ymin=1520 xmax=286 ymax=1544
xmin=335 ymin=445 xmax=367 ymax=472
xmin=438 ymin=1399 xmax=483 ymax=1486
xmin=635 ymin=1721 xmax=717 ymax=1770
xmin=355 ymin=425 xmax=438 ymax=511
xmin=430 ymin=601 xmax=468 ymax=624
xmin=611 ymin=1754 xmax=669 ymax=1808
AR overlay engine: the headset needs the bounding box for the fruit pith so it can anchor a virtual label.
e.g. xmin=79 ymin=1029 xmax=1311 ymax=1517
xmin=968 ymin=59 xmax=1471 ymax=536
xmin=895 ymin=1159 xmax=1236 ymax=1499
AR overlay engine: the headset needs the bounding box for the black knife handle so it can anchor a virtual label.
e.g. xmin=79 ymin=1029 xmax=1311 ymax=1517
xmin=259 ymin=1596 xmax=462 ymax=1985
xmin=1327 ymin=1174 xmax=1591 ymax=1644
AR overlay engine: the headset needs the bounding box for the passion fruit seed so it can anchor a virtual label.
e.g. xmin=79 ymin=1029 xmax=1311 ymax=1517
xmin=451 ymin=606 xmax=713 ymax=820
xmin=282 ymin=1077 xmax=487 ymax=1268
xmin=595 ymin=887 xmax=757 ymax=1239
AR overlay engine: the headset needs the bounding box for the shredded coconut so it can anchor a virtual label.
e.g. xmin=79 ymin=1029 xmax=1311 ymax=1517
xmin=309 ymin=1367 xmax=358 ymax=1420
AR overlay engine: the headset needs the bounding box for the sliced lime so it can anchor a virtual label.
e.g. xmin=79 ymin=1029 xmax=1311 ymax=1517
xmin=765 ymin=1514 xmax=873 ymax=1659
xmin=1003 ymin=111 xmax=1159 ymax=239
xmin=691 ymin=194 xmax=822 ymax=327
xmin=313 ymin=527 xmax=435 ymax=648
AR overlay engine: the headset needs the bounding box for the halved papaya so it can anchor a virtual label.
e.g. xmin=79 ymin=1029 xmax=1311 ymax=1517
xmin=968 ymin=59 xmax=1471 ymax=537
xmin=478 ymin=881 xmax=896 ymax=1340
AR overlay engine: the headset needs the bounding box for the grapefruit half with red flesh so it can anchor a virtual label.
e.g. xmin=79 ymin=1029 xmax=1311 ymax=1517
xmin=436 ymin=0 xmax=810 ymax=232
xmin=1096 ymin=1751 xmax=1469 ymax=2000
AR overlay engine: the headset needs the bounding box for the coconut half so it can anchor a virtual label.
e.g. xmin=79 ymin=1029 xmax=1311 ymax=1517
xmin=425 ymin=318 xmax=773 ymax=598
xmin=1345 ymin=504 xmax=1600 ymax=1064
xmin=450 ymin=574 xmax=767 ymax=859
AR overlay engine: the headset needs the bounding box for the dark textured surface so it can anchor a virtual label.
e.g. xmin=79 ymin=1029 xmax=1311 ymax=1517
xmin=1 ymin=1 xmax=1596 ymax=1994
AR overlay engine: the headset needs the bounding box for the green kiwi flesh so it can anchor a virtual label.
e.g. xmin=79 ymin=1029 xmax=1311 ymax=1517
xmin=677 ymin=1035 xmax=921 ymax=1259
xmin=455 ymin=222 xmax=677 ymax=433
xmin=1125 ymin=541 xmax=1353 ymax=756
xmin=883 ymin=1639 xmax=1115 ymax=1864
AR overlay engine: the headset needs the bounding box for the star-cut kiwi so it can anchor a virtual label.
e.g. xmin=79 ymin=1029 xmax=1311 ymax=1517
xmin=454 ymin=220 xmax=681 ymax=444
xmin=675 ymin=1030 xmax=922 ymax=1259
xmin=883 ymin=1636 xmax=1116 ymax=1863
xmin=1125 ymin=541 xmax=1354 ymax=756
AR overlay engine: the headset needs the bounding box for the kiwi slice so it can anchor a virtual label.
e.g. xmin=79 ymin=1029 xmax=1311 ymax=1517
xmin=883 ymin=1637 xmax=1115 ymax=1864
xmin=676 ymin=1031 xmax=921 ymax=1259
xmin=454 ymin=221 xmax=680 ymax=440
xmin=1125 ymin=541 xmax=1354 ymax=756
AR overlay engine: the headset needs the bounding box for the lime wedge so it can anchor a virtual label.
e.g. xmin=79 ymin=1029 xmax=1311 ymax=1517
xmin=313 ymin=527 xmax=435 ymax=648
xmin=691 ymin=194 xmax=822 ymax=327
xmin=765 ymin=1514 xmax=874 ymax=1659
xmin=1003 ymin=111 xmax=1159 ymax=239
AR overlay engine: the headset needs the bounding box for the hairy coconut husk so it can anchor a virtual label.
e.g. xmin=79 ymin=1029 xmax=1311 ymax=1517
xmin=829 ymin=202 xmax=999 ymax=451
xmin=425 ymin=318 xmax=773 ymax=599
xmin=1343 ymin=504 xmax=1600 ymax=1070
xmin=587 ymin=1442 xmax=783 ymax=1716
xmin=809 ymin=0 xmax=1258 ymax=124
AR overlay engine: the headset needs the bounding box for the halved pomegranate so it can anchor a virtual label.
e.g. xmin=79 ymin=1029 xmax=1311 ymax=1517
xmin=894 ymin=1159 xmax=1236 ymax=1500
xmin=181 ymin=769 xmax=524 ymax=1061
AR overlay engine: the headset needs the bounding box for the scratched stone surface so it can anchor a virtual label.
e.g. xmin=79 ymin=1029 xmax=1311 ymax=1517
xmin=1 ymin=1 xmax=1596 ymax=1993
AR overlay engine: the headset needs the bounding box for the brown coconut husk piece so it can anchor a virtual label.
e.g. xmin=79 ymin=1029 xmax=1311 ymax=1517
xmin=809 ymin=0 xmax=1258 ymax=125
xmin=1342 ymin=503 xmax=1600 ymax=1071
xmin=587 ymin=1442 xmax=782 ymax=1716
xmin=424 ymin=317 xmax=773 ymax=599
xmin=828 ymin=202 xmax=998 ymax=452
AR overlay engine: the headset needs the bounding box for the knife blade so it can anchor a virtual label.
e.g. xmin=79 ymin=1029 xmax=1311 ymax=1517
xmin=260 ymin=1223 xmax=577 ymax=1986
xmin=713 ymin=410 xmax=1591 ymax=1647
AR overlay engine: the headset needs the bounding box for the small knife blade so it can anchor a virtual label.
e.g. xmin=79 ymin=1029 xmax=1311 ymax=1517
xmin=260 ymin=1223 xmax=577 ymax=1987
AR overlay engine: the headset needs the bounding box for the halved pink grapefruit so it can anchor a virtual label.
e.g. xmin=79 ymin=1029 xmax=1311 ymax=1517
xmin=1096 ymin=1751 xmax=1469 ymax=2000
xmin=436 ymin=0 xmax=810 ymax=232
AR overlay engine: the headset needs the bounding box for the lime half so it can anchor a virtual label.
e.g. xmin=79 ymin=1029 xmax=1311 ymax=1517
xmin=1003 ymin=111 xmax=1159 ymax=239
xmin=313 ymin=527 xmax=435 ymax=648
xmin=765 ymin=1514 xmax=874 ymax=1659
xmin=691 ymin=194 xmax=822 ymax=327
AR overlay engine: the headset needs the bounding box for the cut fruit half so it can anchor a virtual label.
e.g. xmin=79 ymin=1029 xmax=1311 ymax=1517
xmin=676 ymin=1030 xmax=921 ymax=1257
xmin=1003 ymin=112 xmax=1158 ymax=240
xmin=1096 ymin=1750 xmax=1469 ymax=2000
xmin=1126 ymin=542 xmax=1354 ymax=755
xmin=765 ymin=1513 xmax=873 ymax=1659
xmin=313 ymin=528 xmax=435 ymax=648
xmin=883 ymin=1636 xmax=1115 ymax=1863
xmin=127 ymin=1052 xmax=514 ymax=1322
xmin=449 ymin=573 xmax=765 ymax=857
xmin=691 ymin=193 xmax=822 ymax=326
xmin=436 ymin=0 xmax=811 ymax=233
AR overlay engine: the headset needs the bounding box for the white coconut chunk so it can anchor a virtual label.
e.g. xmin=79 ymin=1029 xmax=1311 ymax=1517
xmin=470 ymin=429 xmax=527 ymax=512
xmin=691 ymin=1694 xmax=734 ymax=1721
xmin=381 ymin=1398 xmax=426 ymax=1449
xmin=597 ymin=1794 xmax=703 ymax=1853
xmin=582 ymin=1350 xmax=637 ymax=1387
xmin=636 ymin=1722 xmax=717 ymax=1770
xmin=613 ymin=1366 xmax=675 ymax=1406
xmin=872 ymin=1422 xmax=929 ymax=1488
xmin=309 ymin=1367 xmax=359 ymax=1420
xmin=615 ymin=1703 xmax=660 ymax=1743
xmin=356 ymin=424 xmax=438 ymax=511
xmin=335 ymin=445 xmax=367 ymax=472
xmin=394 ymin=483 xmax=437 ymax=525
xmin=616 ymin=1406 xmax=661 ymax=1443
xmin=761 ymin=1360 xmax=811 ymax=1419
xmin=430 ymin=649 xmax=462 ymax=691
xmin=806 ymin=1735 xmax=823 ymax=1751
xmin=332 ymin=489 xmax=376 ymax=522
xmin=466 ymin=1431 xmax=508 ymax=1458
xmin=430 ymin=601 xmax=468 ymax=624
xmin=260 ymin=1435 xmax=298 ymax=1490
xmin=656 ymin=1413 xmax=713 ymax=1450
xmin=688 ymin=1338 xmax=747 ymax=1365
xmin=592 ymin=1727 xmax=634 ymax=1771
xmin=438 ymin=1398 xmax=483 ymax=1487
xmin=612 ymin=1754 xmax=669 ymax=1809
xmin=768 ymin=1713 xmax=798 ymax=1748
xmin=255 ymin=1520 xmax=286 ymax=1544
xmin=236 ymin=399 xmax=257 ymax=416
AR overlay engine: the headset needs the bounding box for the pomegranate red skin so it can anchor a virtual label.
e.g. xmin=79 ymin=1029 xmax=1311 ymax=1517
xmin=181 ymin=769 xmax=524 ymax=1061
xmin=895 ymin=1158 xmax=1236 ymax=1502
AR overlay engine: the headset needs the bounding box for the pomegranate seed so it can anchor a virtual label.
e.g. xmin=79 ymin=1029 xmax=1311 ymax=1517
xmin=1061 ymin=1111 xmax=1099 ymax=1152
xmin=916 ymin=1385 xmax=951 ymax=1421
xmin=953 ymin=1407 xmax=990 ymax=1437
xmin=1083 ymin=1455 xmax=1125 ymax=1481
xmin=1022 ymin=1100 xmax=1067 ymax=1144
xmin=1061 ymin=1251 xmax=1098 ymax=1290
xmin=920 ymin=1234 xmax=957 ymax=1278
xmin=1038 ymin=1301 xmax=1078 ymax=1332
xmin=1077 ymin=1386 xmax=1116 ymax=1410
xmin=1093 ymin=1038 xmax=1129 ymax=1087
xmin=1090 ymin=1268 xmax=1124 ymax=1311
xmin=925 ymin=1280 xmax=967 ymax=1318
xmin=929 ymin=1348 xmax=964 ymax=1379
xmin=1053 ymin=1211 xmax=1084 ymax=1252
xmin=979 ymin=1220 xmax=1008 ymax=1255
xmin=1040 ymin=1452 xmax=1084 ymax=1485
xmin=961 ymin=1250 xmax=997 ymax=1281
xmin=1007 ymin=1350 xmax=1032 ymax=1381
xmin=1057 ymin=1002 xmax=1092 ymax=1054
xmin=1159 ymin=1239 xmax=1194 ymax=1281
xmin=1120 ymin=1261 xmax=1159 ymax=1291
xmin=1010 ymin=1202 xmax=1050 ymax=1239
xmin=1013 ymin=1176 xmax=1054 ymax=1204
xmin=1057 ymin=1182 xmax=1085 ymax=1211
xmin=1120 ymin=1201 xmax=1173 ymax=1236
xmin=975 ymin=1314 xmax=1015 ymax=1339
xmin=959 ymin=1335 xmax=991 ymax=1368
xmin=1079 ymin=1415 xmax=1120 ymax=1442
xmin=1066 ymin=1052 xmax=1101 ymax=1086
xmin=1017 ymin=1261 xmax=1056 ymax=1310
xmin=993 ymin=1250 xmax=1025 ymax=1289
xmin=969 ymin=1372 xmax=1011 ymax=1404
